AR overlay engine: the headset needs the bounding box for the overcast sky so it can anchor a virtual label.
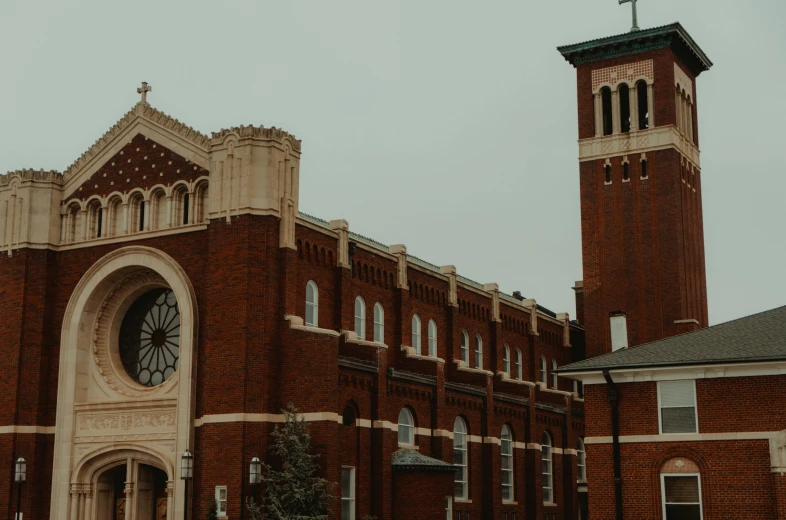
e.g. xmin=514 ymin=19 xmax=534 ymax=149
xmin=1 ymin=0 xmax=784 ymax=325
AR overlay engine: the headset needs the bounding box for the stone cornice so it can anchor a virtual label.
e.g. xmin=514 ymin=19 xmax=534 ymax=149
xmin=0 ymin=169 xmax=63 ymax=187
xmin=210 ymin=125 xmax=301 ymax=152
xmin=578 ymin=125 xmax=700 ymax=167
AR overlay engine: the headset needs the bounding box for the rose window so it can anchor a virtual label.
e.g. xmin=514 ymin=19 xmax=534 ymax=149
xmin=119 ymin=288 xmax=180 ymax=387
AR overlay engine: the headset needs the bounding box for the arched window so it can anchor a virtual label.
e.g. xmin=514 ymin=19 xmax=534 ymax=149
xmin=474 ymin=334 xmax=483 ymax=369
xmin=108 ymin=197 xmax=124 ymax=237
xmin=194 ymin=182 xmax=209 ymax=223
xmin=460 ymin=330 xmax=469 ymax=364
xmin=601 ymin=87 xmax=613 ymax=136
xmin=87 ymin=201 xmax=103 ymax=239
xmin=501 ymin=425 xmax=514 ymax=501
xmin=130 ymin=194 xmax=145 ymax=232
xmin=660 ymin=458 xmax=702 ymax=518
xmin=577 ymin=438 xmax=586 ymax=482
xmin=172 ymin=187 xmax=190 ymax=227
xmin=342 ymin=405 xmax=356 ymax=427
xmin=637 ymin=80 xmax=649 ymax=129
xmin=182 ymin=192 xmax=190 ymax=225
xmin=354 ymin=296 xmax=366 ymax=340
xmin=542 ymin=432 xmax=553 ymax=503
xmin=150 ymin=190 xmax=167 ymax=230
xmin=503 ymin=344 xmax=510 ymax=376
xmin=411 ymin=314 xmax=422 ymax=354
xmin=427 ymin=319 xmax=437 ymax=357
xmin=373 ymin=303 xmax=384 ymax=343
xmin=453 ymin=417 xmax=468 ymax=499
xmin=515 ymin=348 xmax=523 ymax=380
xmin=619 ymin=83 xmax=631 ymax=133
xmin=398 ymin=408 xmax=414 ymax=446
xmin=305 ymin=281 xmax=318 ymax=327
xmin=540 ymin=356 xmax=547 ymax=384
xmin=551 ymin=360 xmax=558 ymax=389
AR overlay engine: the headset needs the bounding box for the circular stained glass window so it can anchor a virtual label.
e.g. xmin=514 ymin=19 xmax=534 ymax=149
xmin=119 ymin=288 xmax=180 ymax=387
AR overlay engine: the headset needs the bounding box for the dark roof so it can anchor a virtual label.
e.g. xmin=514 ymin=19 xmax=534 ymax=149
xmin=557 ymin=22 xmax=713 ymax=76
xmin=559 ymin=306 xmax=786 ymax=373
xmin=391 ymin=449 xmax=456 ymax=472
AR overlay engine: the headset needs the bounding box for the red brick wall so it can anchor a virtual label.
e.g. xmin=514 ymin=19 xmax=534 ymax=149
xmin=392 ymin=469 xmax=454 ymax=520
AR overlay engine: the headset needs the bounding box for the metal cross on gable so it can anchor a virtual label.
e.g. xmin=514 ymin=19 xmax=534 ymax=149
xmin=619 ymin=0 xmax=641 ymax=32
xmin=137 ymin=82 xmax=152 ymax=104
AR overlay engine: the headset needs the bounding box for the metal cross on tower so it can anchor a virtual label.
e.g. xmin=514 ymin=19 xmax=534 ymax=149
xmin=618 ymin=0 xmax=641 ymax=32
xmin=137 ymin=82 xmax=152 ymax=104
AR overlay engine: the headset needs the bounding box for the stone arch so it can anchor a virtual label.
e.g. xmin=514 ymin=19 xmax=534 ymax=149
xmin=51 ymin=246 xmax=198 ymax=520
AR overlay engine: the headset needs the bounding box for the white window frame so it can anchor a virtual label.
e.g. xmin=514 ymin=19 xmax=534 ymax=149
xmin=373 ymin=302 xmax=384 ymax=343
xmin=577 ymin=438 xmax=586 ymax=482
xmin=503 ymin=344 xmax=511 ymax=376
xmin=354 ymin=296 xmax=366 ymax=339
xmin=341 ymin=466 xmax=356 ymax=520
xmin=412 ymin=314 xmax=422 ymax=354
xmin=398 ymin=408 xmax=415 ymax=446
xmin=460 ymin=330 xmax=469 ymax=364
xmin=540 ymin=356 xmax=547 ymax=385
xmin=215 ymin=485 xmax=228 ymax=517
xmin=542 ymin=432 xmax=553 ymax=504
xmin=305 ymin=280 xmax=319 ymax=327
xmin=660 ymin=473 xmax=703 ymax=520
xmin=501 ymin=425 xmax=514 ymax=502
xmin=428 ymin=319 xmax=438 ymax=357
xmin=551 ymin=359 xmax=558 ymax=389
xmin=453 ymin=417 xmax=468 ymax=500
xmin=515 ymin=349 xmax=523 ymax=380
xmin=474 ymin=334 xmax=483 ymax=369
xmin=657 ymin=380 xmax=698 ymax=435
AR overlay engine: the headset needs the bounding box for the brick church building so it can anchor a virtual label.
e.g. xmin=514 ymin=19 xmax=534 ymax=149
xmin=0 ymin=17 xmax=716 ymax=520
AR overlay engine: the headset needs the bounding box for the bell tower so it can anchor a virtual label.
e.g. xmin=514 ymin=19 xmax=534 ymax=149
xmin=559 ymin=24 xmax=712 ymax=358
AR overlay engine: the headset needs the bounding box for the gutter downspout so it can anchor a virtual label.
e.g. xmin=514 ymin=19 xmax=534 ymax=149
xmin=603 ymin=369 xmax=623 ymax=520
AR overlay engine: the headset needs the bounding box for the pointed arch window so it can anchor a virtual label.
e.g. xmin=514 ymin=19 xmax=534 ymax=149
xmin=503 ymin=344 xmax=511 ymax=376
xmin=542 ymin=432 xmax=553 ymax=503
xmin=398 ymin=408 xmax=414 ymax=446
xmin=427 ymin=319 xmax=437 ymax=357
xmin=515 ymin=348 xmax=523 ymax=380
xmin=411 ymin=314 xmax=422 ymax=354
xmin=305 ymin=281 xmax=318 ymax=327
xmin=551 ymin=359 xmax=558 ymax=389
xmin=501 ymin=425 xmax=514 ymax=501
xmin=373 ymin=303 xmax=384 ymax=343
xmin=474 ymin=334 xmax=483 ymax=369
xmin=460 ymin=330 xmax=469 ymax=364
xmin=453 ymin=417 xmax=468 ymax=499
xmin=354 ymin=296 xmax=366 ymax=340
xmin=540 ymin=356 xmax=547 ymax=385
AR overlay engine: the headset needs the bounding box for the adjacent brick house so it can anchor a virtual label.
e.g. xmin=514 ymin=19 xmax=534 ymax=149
xmin=559 ymin=306 xmax=786 ymax=520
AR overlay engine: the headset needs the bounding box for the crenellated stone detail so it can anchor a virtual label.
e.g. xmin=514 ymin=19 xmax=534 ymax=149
xmin=211 ymin=125 xmax=301 ymax=152
xmin=0 ymin=169 xmax=63 ymax=187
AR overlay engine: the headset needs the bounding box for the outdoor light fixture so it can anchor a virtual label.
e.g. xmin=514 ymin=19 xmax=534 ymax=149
xmin=249 ymin=456 xmax=262 ymax=485
xmin=14 ymin=457 xmax=26 ymax=520
xmin=181 ymin=450 xmax=193 ymax=520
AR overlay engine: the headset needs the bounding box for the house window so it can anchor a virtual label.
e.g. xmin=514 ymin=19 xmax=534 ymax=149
xmin=601 ymin=87 xmax=613 ymax=136
xmin=398 ymin=408 xmax=415 ymax=446
xmin=412 ymin=314 xmax=422 ymax=354
xmin=503 ymin=344 xmax=511 ymax=376
xmin=354 ymin=296 xmax=366 ymax=340
xmin=453 ymin=417 xmax=468 ymax=499
xmin=551 ymin=360 xmax=558 ymax=389
xmin=577 ymin=438 xmax=586 ymax=482
xmin=341 ymin=467 xmax=355 ymax=520
xmin=460 ymin=330 xmax=469 ymax=364
xmin=542 ymin=432 xmax=553 ymax=503
xmin=428 ymin=319 xmax=438 ymax=357
xmin=540 ymin=356 xmax=547 ymax=385
xmin=662 ymin=474 xmax=703 ymax=519
xmin=474 ymin=335 xmax=483 ymax=369
xmin=515 ymin=349 xmax=522 ymax=380
xmin=305 ymin=281 xmax=318 ymax=327
xmin=215 ymin=486 xmax=227 ymax=517
xmin=501 ymin=425 xmax=514 ymax=501
xmin=658 ymin=380 xmax=697 ymax=434
xmin=373 ymin=303 xmax=384 ymax=343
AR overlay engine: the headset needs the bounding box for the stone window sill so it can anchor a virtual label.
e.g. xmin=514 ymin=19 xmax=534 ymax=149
xmin=341 ymin=330 xmax=388 ymax=348
xmin=453 ymin=359 xmax=493 ymax=376
xmin=454 ymin=498 xmax=472 ymax=504
xmin=285 ymin=315 xmax=340 ymax=337
xmin=401 ymin=345 xmax=444 ymax=363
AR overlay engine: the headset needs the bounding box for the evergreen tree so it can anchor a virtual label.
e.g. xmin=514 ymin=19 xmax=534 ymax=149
xmin=256 ymin=403 xmax=335 ymax=520
xmin=207 ymin=499 xmax=218 ymax=520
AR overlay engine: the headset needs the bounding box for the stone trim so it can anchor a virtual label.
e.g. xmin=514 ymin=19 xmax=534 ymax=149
xmin=585 ymin=431 xmax=778 ymax=445
xmin=0 ymin=425 xmax=57 ymax=434
xmin=579 ymin=126 xmax=700 ymax=167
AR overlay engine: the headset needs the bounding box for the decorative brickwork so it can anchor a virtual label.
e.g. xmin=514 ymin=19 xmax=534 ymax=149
xmin=591 ymin=59 xmax=653 ymax=92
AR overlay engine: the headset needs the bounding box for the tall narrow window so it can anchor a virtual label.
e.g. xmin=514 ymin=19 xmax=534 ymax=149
xmin=503 ymin=344 xmax=511 ymax=376
xmin=540 ymin=356 xmax=547 ymax=385
xmin=551 ymin=360 xmax=558 ymax=389
xmin=641 ymin=158 xmax=648 ymax=178
xmin=501 ymin=425 xmax=514 ymax=501
xmin=577 ymin=438 xmax=586 ymax=482
xmin=619 ymin=84 xmax=631 ymax=133
xmin=373 ymin=303 xmax=384 ymax=343
xmin=182 ymin=192 xmax=190 ymax=225
xmin=96 ymin=207 xmax=103 ymax=238
xmin=637 ymin=81 xmax=649 ymax=129
xmin=542 ymin=432 xmax=553 ymax=503
xmin=601 ymin=87 xmax=613 ymax=136
xmin=305 ymin=281 xmax=319 ymax=327
xmin=354 ymin=296 xmax=366 ymax=340
xmin=428 ymin=320 xmax=438 ymax=357
xmin=453 ymin=417 xmax=468 ymax=499
xmin=138 ymin=199 xmax=146 ymax=232
xmin=460 ymin=330 xmax=469 ymax=364
xmin=658 ymin=380 xmax=697 ymax=434
xmin=604 ymin=163 xmax=612 ymax=184
xmin=474 ymin=334 xmax=483 ymax=369
xmin=573 ymin=380 xmax=584 ymax=398
xmin=341 ymin=467 xmax=356 ymax=520
xmin=662 ymin=474 xmax=703 ymax=519
xmin=398 ymin=408 xmax=414 ymax=446
xmin=623 ymin=162 xmax=630 ymax=181
xmin=412 ymin=314 xmax=422 ymax=354
xmin=215 ymin=486 xmax=227 ymax=517
xmin=515 ymin=349 xmax=523 ymax=380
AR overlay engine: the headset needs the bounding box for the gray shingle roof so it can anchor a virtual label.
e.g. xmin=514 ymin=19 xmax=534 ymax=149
xmin=391 ymin=449 xmax=456 ymax=472
xmin=558 ymin=306 xmax=786 ymax=373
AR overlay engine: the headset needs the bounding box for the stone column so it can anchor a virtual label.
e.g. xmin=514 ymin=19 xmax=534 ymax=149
xmin=165 ymin=195 xmax=173 ymax=228
xmin=122 ymin=203 xmax=129 ymax=235
xmin=166 ymin=481 xmax=175 ymax=520
xmin=594 ymin=93 xmax=603 ymax=137
xmin=647 ymin=83 xmax=655 ymax=127
xmin=124 ymin=459 xmax=135 ymax=520
xmin=188 ymin=191 xmax=196 ymax=225
xmin=78 ymin=491 xmax=86 ymax=520
xmin=79 ymin=209 xmax=88 ymax=241
xmin=630 ymin=85 xmax=639 ymax=131
xmin=100 ymin=206 xmax=108 ymax=238
xmin=84 ymin=488 xmax=93 ymax=520
xmin=69 ymin=487 xmax=80 ymax=520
